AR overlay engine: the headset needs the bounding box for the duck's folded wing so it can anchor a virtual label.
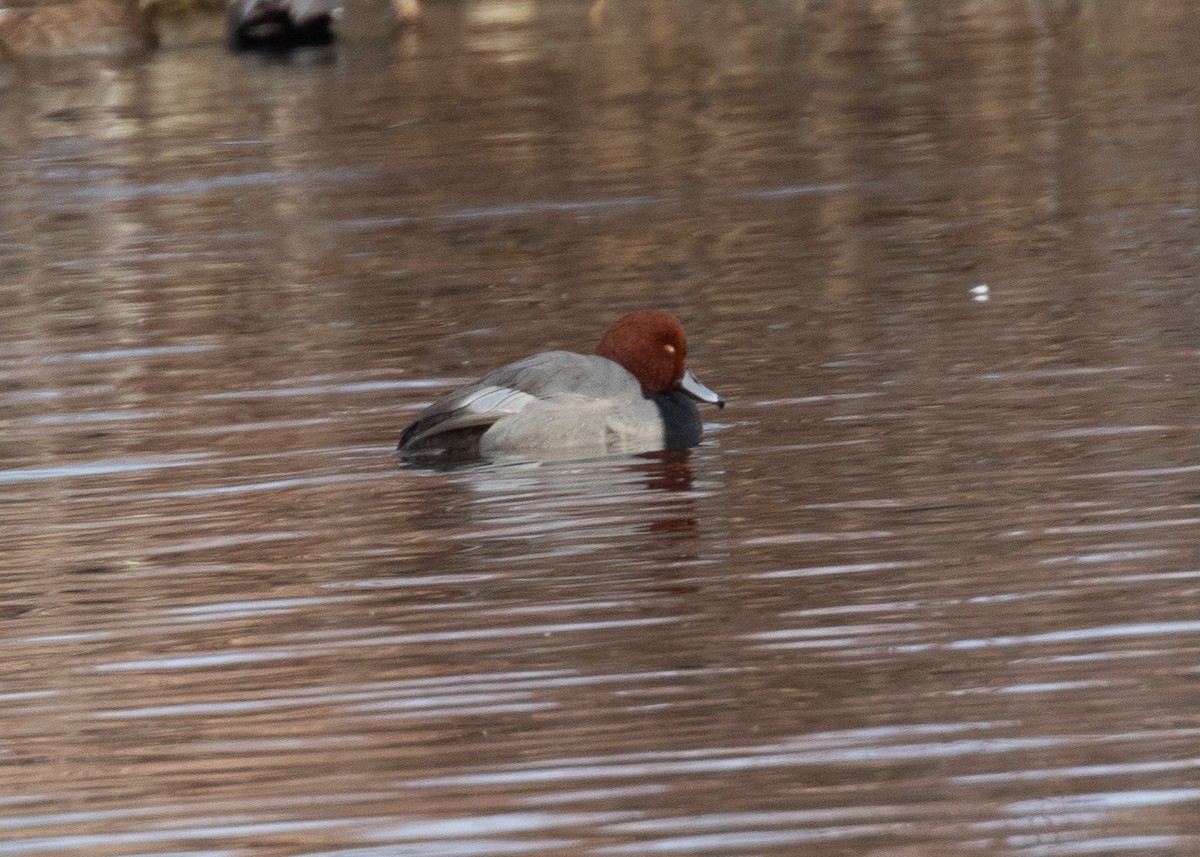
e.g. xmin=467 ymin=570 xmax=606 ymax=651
xmin=398 ymin=351 xmax=633 ymax=453
xmin=398 ymin=383 xmax=537 ymax=451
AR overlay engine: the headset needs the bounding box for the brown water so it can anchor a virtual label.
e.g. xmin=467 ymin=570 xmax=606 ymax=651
xmin=3 ymin=1 xmax=1200 ymax=855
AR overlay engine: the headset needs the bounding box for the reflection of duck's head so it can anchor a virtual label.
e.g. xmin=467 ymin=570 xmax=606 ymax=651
xmin=0 ymin=0 xmax=156 ymax=57
xmin=227 ymin=0 xmax=418 ymax=51
xmin=635 ymin=449 xmax=695 ymax=493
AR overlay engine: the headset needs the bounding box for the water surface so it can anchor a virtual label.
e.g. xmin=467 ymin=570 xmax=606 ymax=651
xmin=2 ymin=2 xmax=1200 ymax=855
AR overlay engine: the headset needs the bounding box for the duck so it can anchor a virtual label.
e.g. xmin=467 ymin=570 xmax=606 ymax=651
xmin=227 ymin=0 xmax=418 ymax=51
xmin=0 ymin=0 xmax=156 ymax=57
xmin=398 ymin=310 xmax=724 ymax=461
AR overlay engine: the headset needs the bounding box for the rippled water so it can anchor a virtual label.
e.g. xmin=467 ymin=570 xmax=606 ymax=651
xmin=3 ymin=2 xmax=1200 ymax=855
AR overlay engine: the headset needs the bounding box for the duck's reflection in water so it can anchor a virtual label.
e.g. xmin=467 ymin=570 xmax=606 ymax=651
xmin=401 ymin=447 xmax=720 ymax=566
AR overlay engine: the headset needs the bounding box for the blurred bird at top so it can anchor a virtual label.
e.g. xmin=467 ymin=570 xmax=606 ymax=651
xmin=227 ymin=0 xmax=418 ymax=50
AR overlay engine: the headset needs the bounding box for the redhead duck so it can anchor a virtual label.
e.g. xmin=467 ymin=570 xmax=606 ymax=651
xmin=398 ymin=311 xmax=724 ymax=460
xmin=0 ymin=0 xmax=156 ymax=57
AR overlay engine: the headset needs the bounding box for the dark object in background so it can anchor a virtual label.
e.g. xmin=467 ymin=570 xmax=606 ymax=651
xmin=227 ymin=0 xmax=334 ymax=50
xmin=227 ymin=0 xmax=417 ymax=51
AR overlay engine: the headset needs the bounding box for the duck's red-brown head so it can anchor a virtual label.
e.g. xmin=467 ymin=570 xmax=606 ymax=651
xmin=596 ymin=310 xmax=687 ymax=393
xmin=596 ymin=310 xmax=724 ymax=406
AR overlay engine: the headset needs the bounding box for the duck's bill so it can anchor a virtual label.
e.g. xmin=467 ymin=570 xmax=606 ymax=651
xmin=679 ymin=369 xmax=725 ymax=408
